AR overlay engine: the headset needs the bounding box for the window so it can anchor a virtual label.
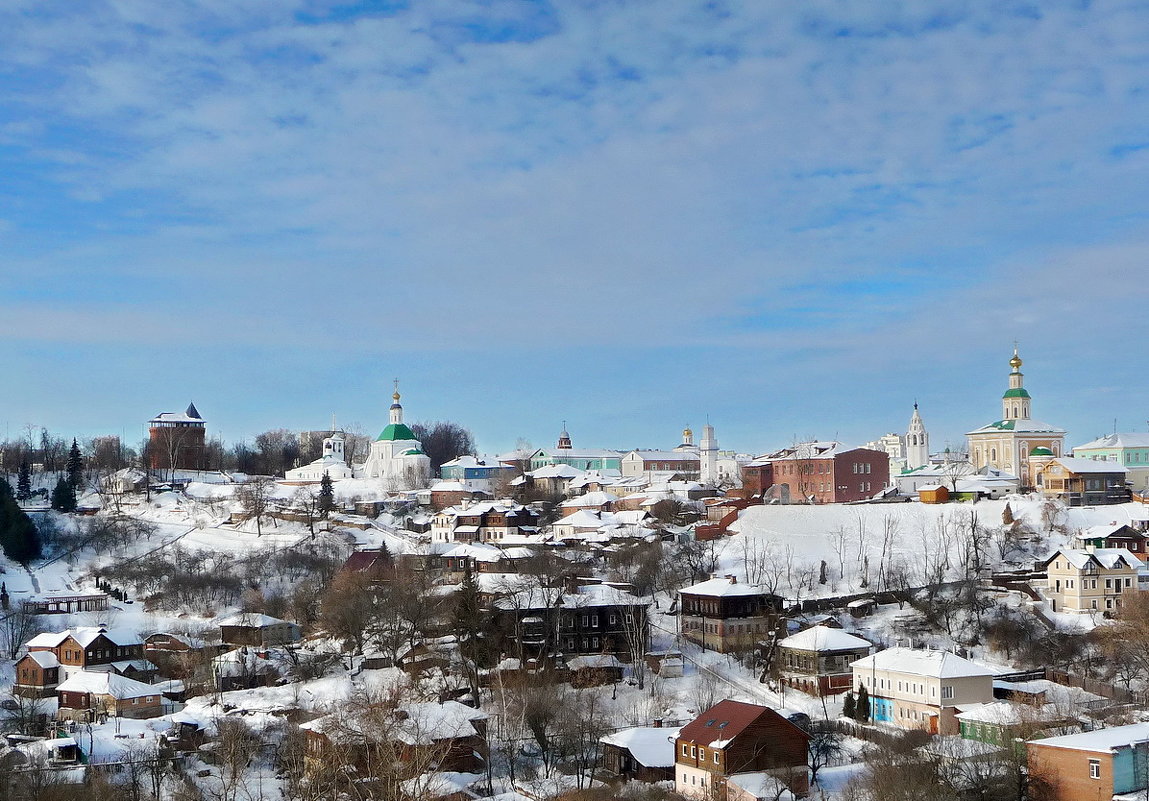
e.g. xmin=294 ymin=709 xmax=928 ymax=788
xmin=690 ymin=746 xmax=697 ymax=758
xmin=941 ymin=685 xmax=954 ymax=700
xmin=713 ymin=752 xmax=720 ymax=764
xmin=698 ymin=748 xmax=705 ymax=760
xmin=1089 ymin=759 xmax=1100 ymax=779
xmin=682 ymin=744 xmax=688 ymax=756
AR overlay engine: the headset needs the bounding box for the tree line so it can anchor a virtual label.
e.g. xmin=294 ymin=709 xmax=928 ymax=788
xmin=2 ymin=419 xmax=476 ymax=482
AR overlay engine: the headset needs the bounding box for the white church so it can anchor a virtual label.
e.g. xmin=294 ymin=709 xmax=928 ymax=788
xmin=355 ymin=383 xmax=432 ymax=487
xmin=284 ymin=383 xmax=432 ymax=489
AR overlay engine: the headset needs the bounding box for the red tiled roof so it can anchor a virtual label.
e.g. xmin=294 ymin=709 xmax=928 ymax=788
xmin=679 ymin=700 xmax=797 ymax=746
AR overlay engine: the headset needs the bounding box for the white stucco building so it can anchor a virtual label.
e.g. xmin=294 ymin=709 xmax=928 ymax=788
xmin=285 ymin=431 xmax=355 ymax=482
xmin=356 ymin=383 xmax=432 ymax=489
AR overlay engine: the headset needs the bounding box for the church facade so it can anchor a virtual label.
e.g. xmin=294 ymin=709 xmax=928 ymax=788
xmin=356 ymin=384 xmax=432 ymax=488
xmin=966 ymin=348 xmax=1065 ymax=487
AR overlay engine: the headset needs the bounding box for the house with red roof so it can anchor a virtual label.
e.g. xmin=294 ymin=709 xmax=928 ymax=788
xmin=675 ymin=700 xmax=809 ymax=799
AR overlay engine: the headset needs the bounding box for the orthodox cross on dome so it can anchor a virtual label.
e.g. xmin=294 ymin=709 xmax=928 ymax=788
xmin=393 ymin=378 xmax=401 ymax=401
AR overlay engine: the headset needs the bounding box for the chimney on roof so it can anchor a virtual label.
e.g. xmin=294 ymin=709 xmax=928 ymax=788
xmin=652 ymin=717 xmax=663 ymax=728
xmin=726 ymin=575 xmax=737 ymax=584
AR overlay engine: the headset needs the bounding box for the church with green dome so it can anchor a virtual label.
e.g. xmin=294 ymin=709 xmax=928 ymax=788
xmin=355 ymin=382 xmax=431 ymax=488
xmin=966 ymin=347 xmax=1066 ymax=487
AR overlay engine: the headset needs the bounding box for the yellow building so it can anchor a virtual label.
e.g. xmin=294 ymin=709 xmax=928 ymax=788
xmin=1041 ymin=548 xmax=1142 ymax=614
xmin=967 ymin=347 xmax=1065 ymax=487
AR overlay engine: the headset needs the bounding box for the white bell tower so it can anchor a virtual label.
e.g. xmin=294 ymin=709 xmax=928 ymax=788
xmin=906 ymin=403 xmax=929 ymax=469
xmin=700 ymin=422 xmax=718 ymax=484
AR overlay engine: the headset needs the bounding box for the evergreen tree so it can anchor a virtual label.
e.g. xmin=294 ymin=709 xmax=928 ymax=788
xmin=453 ymin=564 xmax=491 ymax=706
xmin=318 ymin=472 xmax=336 ymax=515
xmin=66 ymin=439 xmax=84 ymax=490
xmin=51 ymin=476 xmax=76 ymax=513
xmin=841 ymin=690 xmax=856 ymax=720
xmin=16 ymin=462 xmax=32 ymax=502
xmin=855 ymin=683 xmax=871 ymax=722
xmin=0 ymin=480 xmax=41 ymax=563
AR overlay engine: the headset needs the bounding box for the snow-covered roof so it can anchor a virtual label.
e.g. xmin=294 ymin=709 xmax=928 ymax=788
xmin=149 ymin=403 xmax=204 ymax=424
xmin=1046 ymin=457 xmax=1128 ymax=475
xmin=1047 ymin=548 xmax=1143 ymax=571
xmin=851 ymin=647 xmax=996 ymax=679
xmin=1030 ymin=722 xmax=1149 ymax=754
xmin=430 ymin=481 xmax=471 ymax=493
xmin=1078 ymin=523 xmax=1140 ymax=541
xmin=560 ymin=491 xmax=616 ymax=508
xmin=778 ymin=626 xmax=871 ymax=653
xmin=529 ymin=464 xmax=586 ymax=479
xmin=966 ymin=419 xmax=1066 ymax=435
xmin=23 ymin=651 xmax=60 ymax=668
xmin=400 ymin=771 xmax=485 ymax=799
xmin=567 ymin=654 xmax=624 ymax=670
xmin=681 ymin=577 xmax=770 ymax=598
xmin=954 ymin=701 xmax=1065 ymax=726
xmin=600 ymin=725 xmax=682 ymax=768
xmin=26 ymin=626 xmax=142 ymax=649
xmin=441 ymin=455 xmax=502 ymax=469
xmin=57 ymin=670 xmax=157 ymax=699
xmin=1074 ymin=433 xmax=1149 ymax=451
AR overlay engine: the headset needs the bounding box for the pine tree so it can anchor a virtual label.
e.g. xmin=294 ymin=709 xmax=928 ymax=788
xmin=318 ymin=472 xmax=336 ymax=515
xmin=841 ymin=691 xmax=856 ymax=720
xmin=855 ymin=683 xmax=870 ymax=722
xmin=66 ymin=439 xmax=84 ymax=490
xmin=0 ymin=481 xmax=41 ymax=563
xmin=16 ymin=462 xmax=32 ymax=503
xmin=51 ymin=476 xmax=76 ymax=513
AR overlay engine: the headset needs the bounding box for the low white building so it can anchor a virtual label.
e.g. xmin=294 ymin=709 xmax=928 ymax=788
xmin=851 ymin=647 xmax=995 ymax=735
xmin=285 ymin=431 xmax=355 ymax=482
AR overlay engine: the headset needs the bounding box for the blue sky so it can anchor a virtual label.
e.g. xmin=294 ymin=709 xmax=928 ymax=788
xmin=1 ymin=0 xmax=1148 ymax=456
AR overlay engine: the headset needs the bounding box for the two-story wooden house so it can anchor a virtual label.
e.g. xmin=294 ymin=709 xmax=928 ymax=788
xmin=679 ymin=576 xmax=783 ymax=654
xmin=674 ymin=700 xmax=809 ymax=799
xmin=777 ymin=625 xmax=871 ymax=696
xmin=1041 ymin=547 xmax=1143 ymax=614
xmin=13 ymin=651 xmax=61 ymax=698
xmin=850 ymin=647 xmax=995 ymax=735
xmin=491 ymin=583 xmax=648 ymax=661
xmin=1037 ymin=457 xmax=1130 ymax=506
xmin=21 ymin=626 xmax=155 ymax=696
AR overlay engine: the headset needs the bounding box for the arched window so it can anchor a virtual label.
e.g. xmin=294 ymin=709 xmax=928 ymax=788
xmin=991 ymin=448 xmax=997 ymax=462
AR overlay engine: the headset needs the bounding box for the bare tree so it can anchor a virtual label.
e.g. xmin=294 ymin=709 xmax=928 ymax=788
xmin=410 ymin=420 xmax=476 ymax=475
xmin=291 ymin=486 xmax=323 ymax=538
xmin=237 ymin=477 xmax=274 ymax=536
xmin=0 ymin=605 xmax=42 ymax=659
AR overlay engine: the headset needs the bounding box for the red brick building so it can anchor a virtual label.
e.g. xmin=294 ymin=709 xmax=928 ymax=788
xmin=147 ymin=402 xmax=206 ymax=472
xmin=742 ymin=442 xmax=889 ymax=504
